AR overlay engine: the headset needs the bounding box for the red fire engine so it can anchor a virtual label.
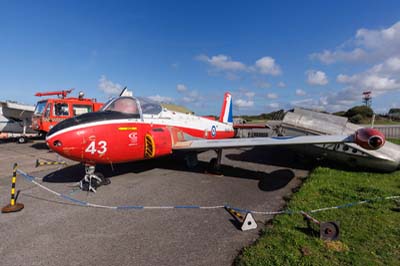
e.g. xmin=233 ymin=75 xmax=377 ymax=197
xmin=31 ymin=89 xmax=103 ymax=136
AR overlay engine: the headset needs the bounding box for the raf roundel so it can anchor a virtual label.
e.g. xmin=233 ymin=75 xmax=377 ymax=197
xmin=211 ymin=125 xmax=217 ymax=137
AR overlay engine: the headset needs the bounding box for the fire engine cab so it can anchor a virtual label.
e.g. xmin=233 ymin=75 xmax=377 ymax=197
xmin=32 ymin=89 xmax=103 ymax=136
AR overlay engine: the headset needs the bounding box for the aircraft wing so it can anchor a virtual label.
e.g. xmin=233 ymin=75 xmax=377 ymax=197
xmin=172 ymin=135 xmax=354 ymax=151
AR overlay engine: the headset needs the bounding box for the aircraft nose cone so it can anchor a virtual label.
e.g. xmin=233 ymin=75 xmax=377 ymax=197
xmin=45 ymin=134 xmax=63 ymax=152
xmin=368 ymin=136 xmax=384 ymax=149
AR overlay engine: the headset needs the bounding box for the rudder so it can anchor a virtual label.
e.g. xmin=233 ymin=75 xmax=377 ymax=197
xmin=219 ymin=92 xmax=233 ymax=124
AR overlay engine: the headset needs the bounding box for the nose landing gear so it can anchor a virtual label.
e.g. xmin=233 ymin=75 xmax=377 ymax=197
xmin=80 ymin=164 xmax=110 ymax=192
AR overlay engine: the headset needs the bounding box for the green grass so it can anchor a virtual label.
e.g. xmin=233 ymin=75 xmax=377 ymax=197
xmin=246 ymin=119 xmax=268 ymax=123
xmin=389 ymin=138 xmax=400 ymax=145
xmin=235 ymin=167 xmax=400 ymax=266
xmin=373 ymin=120 xmax=400 ymax=125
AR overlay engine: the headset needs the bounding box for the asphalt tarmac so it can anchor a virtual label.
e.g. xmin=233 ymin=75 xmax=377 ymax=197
xmin=0 ymin=140 xmax=310 ymax=266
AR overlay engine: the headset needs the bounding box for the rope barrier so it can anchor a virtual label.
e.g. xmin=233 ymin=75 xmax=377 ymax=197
xmin=16 ymin=169 xmax=400 ymax=215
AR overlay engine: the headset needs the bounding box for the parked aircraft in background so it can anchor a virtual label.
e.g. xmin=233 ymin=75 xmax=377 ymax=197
xmin=0 ymin=101 xmax=37 ymax=143
xmin=280 ymin=108 xmax=400 ymax=172
xmin=46 ymin=89 xmax=386 ymax=191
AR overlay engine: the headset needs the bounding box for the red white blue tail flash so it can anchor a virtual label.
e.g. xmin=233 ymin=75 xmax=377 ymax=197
xmin=219 ymin=92 xmax=233 ymax=124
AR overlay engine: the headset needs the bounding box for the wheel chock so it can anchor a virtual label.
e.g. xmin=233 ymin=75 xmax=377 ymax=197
xmin=225 ymin=207 xmax=257 ymax=231
xmin=35 ymin=158 xmax=67 ymax=168
xmin=241 ymin=213 xmax=257 ymax=231
xmin=2 ymin=163 xmax=24 ymax=213
xmin=301 ymin=211 xmax=340 ymax=240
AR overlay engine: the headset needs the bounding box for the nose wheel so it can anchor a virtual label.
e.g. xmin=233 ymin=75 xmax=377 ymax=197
xmin=80 ymin=165 xmax=110 ymax=192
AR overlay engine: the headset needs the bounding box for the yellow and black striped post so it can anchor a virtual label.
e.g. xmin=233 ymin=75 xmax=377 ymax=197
xmin=2 ymin=163 xmax=24 ymax=213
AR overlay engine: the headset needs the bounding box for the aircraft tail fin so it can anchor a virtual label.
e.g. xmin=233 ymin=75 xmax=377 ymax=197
xmin=219 ymin=92 xmax=233 ymax=124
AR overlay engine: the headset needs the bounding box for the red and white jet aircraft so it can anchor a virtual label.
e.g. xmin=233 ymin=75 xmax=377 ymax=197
xmin=46 ymin=88 xmax=386 ymax=191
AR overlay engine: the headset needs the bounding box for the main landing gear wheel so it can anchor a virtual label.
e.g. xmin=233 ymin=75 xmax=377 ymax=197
xmin=206 ymin=149 xmax=223 ymax=175
xmin=207 ymin=158 xmax=222 ymax=175
xmin=184 ymin=152 xmax=199 ymax=169
xmin=80 ymin=165 xmax=110 ymax=192
xmin=17 ymin=137 xmax=27 ymax=144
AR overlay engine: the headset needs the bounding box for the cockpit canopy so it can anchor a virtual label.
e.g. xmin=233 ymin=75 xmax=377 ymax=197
xmin=47 ymin=96 xmax=163 ymax=137
xmin=101 ymin=96 xmax=162 ymax=116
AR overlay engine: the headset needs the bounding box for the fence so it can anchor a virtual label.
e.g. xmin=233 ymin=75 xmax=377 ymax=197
xmin=372 ymin=125 xmax=400 ymax=139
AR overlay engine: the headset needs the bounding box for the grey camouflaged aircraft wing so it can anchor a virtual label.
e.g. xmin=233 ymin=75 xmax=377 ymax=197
xmin=172 ymin=135 xmax=354 ymax=151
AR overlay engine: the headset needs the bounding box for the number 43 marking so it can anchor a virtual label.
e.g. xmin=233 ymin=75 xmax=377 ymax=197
xmin=85 ymin=140 xmax=107 ymax=155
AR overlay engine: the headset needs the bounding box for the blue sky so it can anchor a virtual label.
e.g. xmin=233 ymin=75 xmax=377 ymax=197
xmin=1 ymin=0 xmax=400 ymax=115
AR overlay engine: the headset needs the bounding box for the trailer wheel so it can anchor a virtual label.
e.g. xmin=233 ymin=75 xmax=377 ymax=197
xmin=17 ymin=137 xmax=27 ymax=144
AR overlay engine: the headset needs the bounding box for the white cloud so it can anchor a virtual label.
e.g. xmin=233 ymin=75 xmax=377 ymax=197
xmin=307 ymin=21 xmax=400 ymax=112
xmin=295 ymin=86 xmax=368 ymax=113
xmin=266 ymin=93 xmax=278 ymax=99
xmin=255 ymin=81 xmax=271 ymax=89
xmin=234 ymin=88 xmax=256 ymax=100
xmin=310 ymin=57 xmax=400 ymax=111
xmin=267 ymin=103 xmax=280 ymax=109
xmin=355 ymin=22 xmax=400 ymax=51
xmin=188 ymin=90 xmax=200 ymax=97
xmin=182 ymin=91 xmax=202 ymax=103
xmin=196 ymin=54 xmax=282 ymax=78
xmin=319 ymin=87 xmax=362 ymax=112
xmin=296 ymin=89 xmax=306 ymax=96
xmin=148 ymin=95 xmax=174 ymax=103
xmin=306 ymin=70 xmax=328 ymax=86
xmin=370 ymin=56 xmax=400 ymax=74
xmin=311 ymin=21 xmax=400 ymax=64
xmin=232 ymin=89 xmax=256 ymax=109
xmin=225 ymin=72 xmax=240 ymax=80
xmin=176 ymin=84 xmax=203 ymax=104
xmin=98 ymin=75 xmax=123 ymax=95
xmin=176 ymin=84 xmax=187 ymax=93
xmin=336 ymin=57 xmax=400 ymax=93
xmin=182 ymin=96 xmax=195 ymax=103
xmin=289 ymin=98 xmax=326 ymax=111
xmin=255 ymin=56 xmax=282 ymax=76
xmin=310 ymin=48 xmax=366 ymax=64
xmin=277 ymin=81 xmax=286 ymax=88
xmin=245 ymin=91 xmax=256 ymax=98
xmin=196 ymin=54 xmax=246 ymax=71
xmin=337 ymin=73 xmax=399 ymax=92
xmin=234 ymin=99 xmax=254 ymax=108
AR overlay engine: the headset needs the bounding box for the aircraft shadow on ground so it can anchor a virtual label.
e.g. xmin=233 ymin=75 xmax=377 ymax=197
xmin=42 ymin=151 xmax=297 ymax=192
xmin=227 ymin=146 xmax=378 ymax=173
xmin=30 ymin=141 xmax=49 ymax=150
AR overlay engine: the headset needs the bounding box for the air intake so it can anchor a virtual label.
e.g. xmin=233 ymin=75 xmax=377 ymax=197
xmin=145 ymin=134 xmax=155 ymax=158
